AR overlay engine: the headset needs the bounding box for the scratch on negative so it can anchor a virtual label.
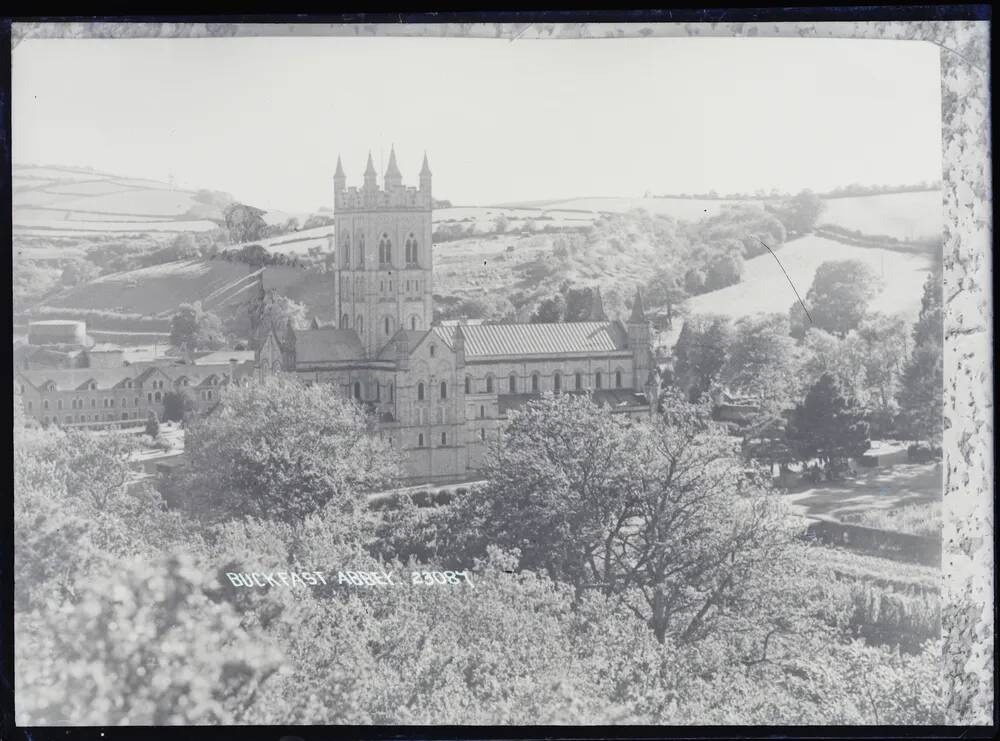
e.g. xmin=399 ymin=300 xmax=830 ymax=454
xmin=751 ymin=235 xmax=812 ymax=324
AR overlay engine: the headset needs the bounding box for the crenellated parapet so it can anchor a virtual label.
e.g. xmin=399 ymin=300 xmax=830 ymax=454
xmin=333 ymin=147 xmax=432 ymax=212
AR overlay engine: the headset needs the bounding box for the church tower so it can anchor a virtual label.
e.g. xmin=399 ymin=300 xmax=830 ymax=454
xmin=332 ymin=148 xmax=434 ymax=357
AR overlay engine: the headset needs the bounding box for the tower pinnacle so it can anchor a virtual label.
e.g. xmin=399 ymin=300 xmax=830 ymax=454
xmin=385 ymin=145 xmax=402 ymax=188
xmin=363 ymin=151 xmax=377 ymax=190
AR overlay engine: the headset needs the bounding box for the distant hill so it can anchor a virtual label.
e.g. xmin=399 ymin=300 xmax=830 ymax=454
xmin=13 ymin=164 xmax=232 ymax=235
xmin=497 ymin=189 xmax=942 ymax=244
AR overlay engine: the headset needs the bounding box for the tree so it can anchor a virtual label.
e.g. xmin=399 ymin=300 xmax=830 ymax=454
xmin=145 ymin=410 xmax=160 ymax=438
xmin=438 ymin=392 xmax=794 ymax=645
xmin=856 ymin=313 xmax=911 ymax=436
xmin=241 ymin=289 xmax=309 ymax=346
xmin=14 ymin=423 xmax=182 ymax=610
xmin=770 ymin=189 xmax=825 ymax=236
xmin=801 ymin=328 xmax=869 ymax=405
xmin=170 ymin=302 xmax=226 ymax=351
xmin=896 ymin=343 xmax=943 ymax=446
xmin=644 ymin=273 xmax=687 ymax=326
xmin=530 ymin=294 xmax=566 ymax=323
xmin=793 ymin=260 xmax=882 ymax=338
xmin=223 ymin=203 xmax=268 ymax=244
xmin=786 ymin=373 xmax=870 ymax=468
xmin=720 ymin=313 xmax=801 ymax=415
xmin=15 ymin=553 xmax=281 ymax=725
xmin=162 ymin=388 xmax=197 ymax=423
xmin=897 ymin=266 xmax=943 ymax=445
xmin=493 ymin=213 xmax=509 ymax=234
xmin=60 ymin=259 xmax=100 ymax=287
xmin=178 ymin=377 xmax=397 ymax=523
xmin=673 ymin=315 xmax=732 ymax=402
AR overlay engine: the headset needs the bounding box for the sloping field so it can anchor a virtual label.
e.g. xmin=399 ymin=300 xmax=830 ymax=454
xmin=817 ymin=190 xmax=941 ymax=242
xmin=41 ymin=259 xmax=335 ymax=326
xmin=684 ymin=234 xmax=934 ymax=322
xmin=44 ymin=260 xmax=260 ymax=317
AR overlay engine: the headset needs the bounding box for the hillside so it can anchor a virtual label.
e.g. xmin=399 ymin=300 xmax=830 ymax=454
xmin=818 ymin=190 xmax=941 ymax=242
xmin=38 ymin=259 xmax=335 ymax=321
xmin=677 ymin=233 xmax=934 ymax=331
xmin=13 ymin=164 xmax=230 ymax=235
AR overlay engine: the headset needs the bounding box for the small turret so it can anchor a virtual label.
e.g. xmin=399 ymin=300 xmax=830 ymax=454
xmin=333 ymin=155 xmax=346 ymax=193
xmin=419 ymin=151 xmax=432 ymax=194
xmin=384 ymin=145 xmax=402 ymax=190
xmin=363 ymin=151 xmax=378 ymax=191
xmin=629 ymin=287 xmax=647 ymax=324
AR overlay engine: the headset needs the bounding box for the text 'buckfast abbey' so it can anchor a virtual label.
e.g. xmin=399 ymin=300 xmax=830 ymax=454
xmin=258 ymin=148 xmax=658 ymax=483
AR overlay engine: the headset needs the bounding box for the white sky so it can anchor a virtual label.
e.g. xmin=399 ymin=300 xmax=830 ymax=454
xmin=13 ymin=33 xmax=942 ymax=211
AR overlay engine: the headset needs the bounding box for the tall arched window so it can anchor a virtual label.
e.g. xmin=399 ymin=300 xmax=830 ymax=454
xmin=405 ymin=234 xmax=419 ymax=265
xmin=554 ymin=372 xmax=562 ymax=393
xmin=341 ymin=233 xmax=351 ymax=268
xmin=341 ymin=313 xmax=349 ymax=329
xmin=465 ymin=376 xmax=472 ymax=394
xmin=479 ymin=404 xmax=485 ymax=419
xmin=508 ymin=374 xmax=517 ymax=393
xmin=418 ymin=433 xmax=424 ymax=448
xmin=486 ymin=375 xmax=494 ymax=393
xmin=356 ymin=315 xmax=364 ymax=335
xmin=615 ymin=370 xmax=623 ymax=388
xmin=480 ymin=428 xmax=486 ymax=441
xmin=378 ymin=233 xmax=392 ymax=266
xmin=410 ymin=316 xmax=418 ymax=331
xmin=353 ymin=382 xmax=361 ymax=400
xmin=389 ymin=383 xmax=394 ymax=402
xmin=576 ymin=371 xmax=583 ymax=390
xmin=440 ymin=381 xmax=447 ymax=400
xmin=531 ymin=373 xmax=540 ymax=392
xmin=384 ymin=317 xmax=391 ymax=336
xmin=440 ymin=432 xmax=447 ymax=446
xmin=595 ymin=371 xmax=603 ymax=389
xmin=356 ymin=233 xmax=365 ymax=267
xmin=417 ymin=382 xmax=425 ymax=401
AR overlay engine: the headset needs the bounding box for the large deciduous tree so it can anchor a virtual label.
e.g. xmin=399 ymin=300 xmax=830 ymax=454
xmin=791 ymin=260 xmax=882 ymax=339
xmin=786 ymin=372 xmax=870 ymax=466
xmin=442 ymin=391 xmax=794 ymax=645
xmin=178 ymin=377 xmax=397 ymax=523
xmin=673 ymin=314 xmax=732 ymax=402
xmin=720 ymin=313 xmax=801 ymax=415
xmin=170 ymin=302 xmax=226 ymax=351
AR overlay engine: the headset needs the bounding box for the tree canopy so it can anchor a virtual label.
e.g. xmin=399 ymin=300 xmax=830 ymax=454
xmin=178 ymin=377 xmax=397 ymax=523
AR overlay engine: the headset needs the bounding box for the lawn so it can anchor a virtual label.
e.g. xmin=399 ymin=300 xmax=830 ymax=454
xmin=782 ymin=462 xmax=942 ymax=524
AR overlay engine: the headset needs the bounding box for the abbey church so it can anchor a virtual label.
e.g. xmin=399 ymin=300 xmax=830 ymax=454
xmin=258 ymin=148 xmax=658 ymax=483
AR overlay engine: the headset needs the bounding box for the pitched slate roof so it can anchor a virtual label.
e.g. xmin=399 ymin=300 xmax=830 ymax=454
xmin=292 ymin=329 xmax=365 ymax=364
xmin=377 ymin=329 xmax=432 ymax=360
xmin=192 ymin=350 xmax=257 ymax=365
xmin=18 ymin=360 xmax=257 ymax=391
xmin=432 ymin=321 xmax=629 ymax=358
xmin=18 ymin=368 xmax=140 ymax=391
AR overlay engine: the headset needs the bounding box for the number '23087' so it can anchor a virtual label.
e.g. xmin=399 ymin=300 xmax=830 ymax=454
xmin=411 ymin=570 xmax=474 ymax=587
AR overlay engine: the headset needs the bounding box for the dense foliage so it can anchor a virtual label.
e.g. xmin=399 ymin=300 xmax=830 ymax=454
xmin=175 ymin=377 xmax=397 ymax=524
xmin=13 ymin=376 xmax=942 ymax=725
